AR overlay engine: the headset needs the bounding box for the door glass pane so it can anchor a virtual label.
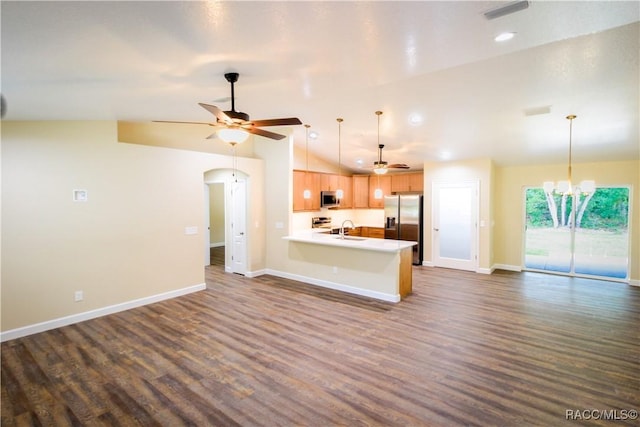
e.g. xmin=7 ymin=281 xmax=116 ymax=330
xmin=524 ymin=186 xmax=630 ymax=279
xmin=574 ymin=187 xmax=629 ymax=279
xmin=439 ymin=187 xmax=472 ymax=260
xmin=524 ymin=188 xmax=572 ymax=273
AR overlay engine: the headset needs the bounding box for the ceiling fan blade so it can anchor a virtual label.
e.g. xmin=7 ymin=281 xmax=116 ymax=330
xmin=153 ymin=120 xmax=216 ymax=126
xmin=246 ymin=127 xmax=287 ymax=140
xmin=198 ymin=103 xmax=232 ymax=124
xmin=250 ymin=117 xmax=302 ymax=127
xmin=388 ymin=164 xmax=410 ymax=169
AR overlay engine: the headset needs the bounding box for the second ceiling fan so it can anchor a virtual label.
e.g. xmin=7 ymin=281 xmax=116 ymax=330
xmin=156 ymin=72 xmax=302 ymax=141
xmin=372 ymin=111 xmax=409 ymax=174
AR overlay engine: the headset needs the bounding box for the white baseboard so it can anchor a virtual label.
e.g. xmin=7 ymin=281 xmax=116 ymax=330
xmin=492 ymin=264 xmax=522 ymax=272
xmin=264 ymin=269 xmax=400 ymax=303
xmin=245 ymin=269 xmax=266 ymax=278
xmin=422 ymin=260 xmax=434 ymax=267
xmin=629 ymin=279 xmax=640 ymax=287
xmin=209 ymin=242 xmax=225 ymax=248
xmin=0 ymin=283 xmax=206 ymax=343
xmin=476 ymin=267 xmax=493 ymax=275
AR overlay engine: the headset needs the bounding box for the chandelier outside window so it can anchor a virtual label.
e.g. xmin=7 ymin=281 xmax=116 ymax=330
xmin=335 ymin=118 xmax=344 ymax=199
xmin=303 ymin=124 xmax=311 ymax=199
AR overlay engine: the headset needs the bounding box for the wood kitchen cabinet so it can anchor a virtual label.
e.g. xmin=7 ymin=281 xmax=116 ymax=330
xmin=352 ymin=175 xmax=370 ymax=208
xmin=391 ymin=172 xmax=424 ymax=193
xmin=337 ymin=175 xmax=352 ymax=208
xmin=368 ymin=175 xmax=391 ymax=208
xmin=293 ymin=170 xmax=321 ymax=211
xmin=320 ymin=173 xmax=339 ymax=191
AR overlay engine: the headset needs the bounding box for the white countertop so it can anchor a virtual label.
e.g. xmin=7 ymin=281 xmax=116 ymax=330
xmin=283 ymin=230 xmax=416 ymax=253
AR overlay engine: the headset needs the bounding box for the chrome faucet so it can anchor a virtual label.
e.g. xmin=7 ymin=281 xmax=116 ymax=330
xmin=339 ymin=219 xmax=355 ymax=239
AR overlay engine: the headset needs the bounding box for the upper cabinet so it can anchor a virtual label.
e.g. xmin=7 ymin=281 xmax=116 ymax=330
xmin=337 ymin=175 xmax=353 ymax=208
xmin=368 ymin=175 xmax=392 ymax=208
xmin=293 ymin=171 xmax=321 ymax=211
xmin=352 ymin=175 xmax=370 ymax=208
xmin=391 ymin=172 xmax=424 ymax=193
xmin=294 ymin=170 xmax=423 ymax=211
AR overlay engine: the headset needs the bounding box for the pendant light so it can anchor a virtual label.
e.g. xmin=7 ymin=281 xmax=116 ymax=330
xmin=374 ymin=111 xmax=384 ymax=199
xmin=543 ymin=115 xmax=595 ymax=195
xmin=303 ymin=124 xmax=311 ymax=199
xmin=336 ymin=118 xmax=344 ymax=199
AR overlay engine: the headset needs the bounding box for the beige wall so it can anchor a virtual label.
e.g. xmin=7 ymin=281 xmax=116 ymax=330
xmin=208 ymin=183 xmax=225 ymax=246
xmin=494 ymin=160 xmax=639 ymax=280
xmin=1 ymin=121 xmax=265 ymax=332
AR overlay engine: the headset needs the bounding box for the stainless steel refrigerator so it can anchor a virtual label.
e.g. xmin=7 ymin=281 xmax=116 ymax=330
xmin=384 ymin=194 xmax=423 ymax=265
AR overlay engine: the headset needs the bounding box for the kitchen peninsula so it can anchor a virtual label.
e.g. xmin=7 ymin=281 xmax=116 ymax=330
xmin=282 ymin=231 xmax=416 ymax=302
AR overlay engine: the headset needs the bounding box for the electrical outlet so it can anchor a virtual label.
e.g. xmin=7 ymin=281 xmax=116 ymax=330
xmin=74 ymin=291 xmax=83 ymax=302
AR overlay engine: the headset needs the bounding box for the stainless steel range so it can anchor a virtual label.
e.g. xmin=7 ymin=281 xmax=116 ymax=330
xmin=311 ymin=216 xmax=332 ymax=229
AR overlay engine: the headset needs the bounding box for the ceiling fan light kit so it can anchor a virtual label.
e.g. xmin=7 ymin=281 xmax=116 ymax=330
xmin=154 ymin=72 xmax=301 ymax=144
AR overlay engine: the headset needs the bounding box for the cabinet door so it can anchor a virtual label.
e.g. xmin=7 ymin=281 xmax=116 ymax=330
xmin=353 ymin=175 xmax=370 ymax=208
xmin=368 ymin=227 xmax=385 ymax=238
xmin=369 ymin=175 xmax=391 ymax=208
xmin=320 ymin=173 xmax=339 ymax=191
xmin=337 ymin=175 xmax=352 ymax=208
xmin=391 ymin=174 xmax=411 ymax=193
xmin=305 ymin=172 xmax=321 ymax=210
xmin=293 ymin=170 xmax=306 ymax=211
xmin=408 ymin=172 xmax=424 ymax=192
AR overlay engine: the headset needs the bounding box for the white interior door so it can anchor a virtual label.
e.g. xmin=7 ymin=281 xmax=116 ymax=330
xmin=432 ymin=181 xmax=478 ymax=271
xmin=230 ymin=179 xmax=247 ymax=275
xmin=203 ymin=184 xmax=211 ymax=266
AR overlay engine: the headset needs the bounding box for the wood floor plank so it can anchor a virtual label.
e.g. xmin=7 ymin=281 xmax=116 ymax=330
xmin=2 ymin=250 xmax=639 ymax=426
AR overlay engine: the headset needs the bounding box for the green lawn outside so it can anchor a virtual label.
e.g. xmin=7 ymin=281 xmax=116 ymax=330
xmin=525 ymin=227 xmax=629 ymax=257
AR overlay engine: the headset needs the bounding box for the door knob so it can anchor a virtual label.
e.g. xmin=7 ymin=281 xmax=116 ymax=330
xmin=433 ymin=228 xmax=439 ymax=231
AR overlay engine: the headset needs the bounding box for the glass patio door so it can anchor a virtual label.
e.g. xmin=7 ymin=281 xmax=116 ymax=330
xmin=524 ymin=186 xmax=630 ymax=280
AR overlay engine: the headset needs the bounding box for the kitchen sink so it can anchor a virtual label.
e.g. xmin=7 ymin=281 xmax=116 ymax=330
xmin=332 ymin=236 xmax=367 ymax=241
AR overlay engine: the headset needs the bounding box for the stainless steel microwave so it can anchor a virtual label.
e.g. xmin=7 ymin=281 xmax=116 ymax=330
xmin=321 ymin=191 xmax=341 ymax=208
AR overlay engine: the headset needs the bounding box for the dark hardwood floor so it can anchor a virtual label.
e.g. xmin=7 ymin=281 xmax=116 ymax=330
xmin=2 ymin=259 xmax=639 ymax=426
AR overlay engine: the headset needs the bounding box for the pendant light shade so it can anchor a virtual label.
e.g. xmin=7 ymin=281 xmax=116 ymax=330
xmin=217 ymin=128 xmax=250 ymax=144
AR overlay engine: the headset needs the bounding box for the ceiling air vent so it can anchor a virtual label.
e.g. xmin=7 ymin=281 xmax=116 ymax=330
xmin=484 ymin=0 xmax=530 ymax=20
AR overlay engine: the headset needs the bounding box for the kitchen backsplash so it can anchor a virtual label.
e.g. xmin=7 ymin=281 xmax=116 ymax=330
xmin=292 ymin=209 xmax=384 ymax=231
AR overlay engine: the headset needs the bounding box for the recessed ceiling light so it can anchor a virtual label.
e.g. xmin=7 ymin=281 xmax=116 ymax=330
xmin=495 ymin=32 xmax=516 ymax=42
xmin=408 ymin=113 xmax=423 ymax=126
xmin=309 ymin=131 xmax=319 ymax=139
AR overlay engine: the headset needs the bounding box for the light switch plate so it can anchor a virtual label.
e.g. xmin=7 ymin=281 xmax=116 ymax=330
xmin=184 ymin=226 xmax=198 ymax=235
xmin=73 ymin=189 xmax=88 ymax=202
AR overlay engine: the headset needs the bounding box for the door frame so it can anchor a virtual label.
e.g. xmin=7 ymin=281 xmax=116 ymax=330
xmin=204 ymin=170 xmax=248 ymax=275
xmin=431 ymin=180 xmax=479 ymax=272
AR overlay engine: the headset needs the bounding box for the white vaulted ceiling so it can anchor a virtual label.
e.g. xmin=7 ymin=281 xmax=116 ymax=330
xmin=2 ymin=1 xmax=638 ymax=171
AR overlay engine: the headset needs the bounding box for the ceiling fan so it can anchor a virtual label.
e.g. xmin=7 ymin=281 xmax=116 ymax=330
xmin=372 ymin=111 xmax=409 ymax=174
xmin=155 ymin=72 xmax=302 ymax=142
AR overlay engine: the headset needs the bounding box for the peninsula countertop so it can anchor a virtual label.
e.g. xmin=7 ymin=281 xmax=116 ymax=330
xmin=283 ymin=230 xmax=416 ymax=253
